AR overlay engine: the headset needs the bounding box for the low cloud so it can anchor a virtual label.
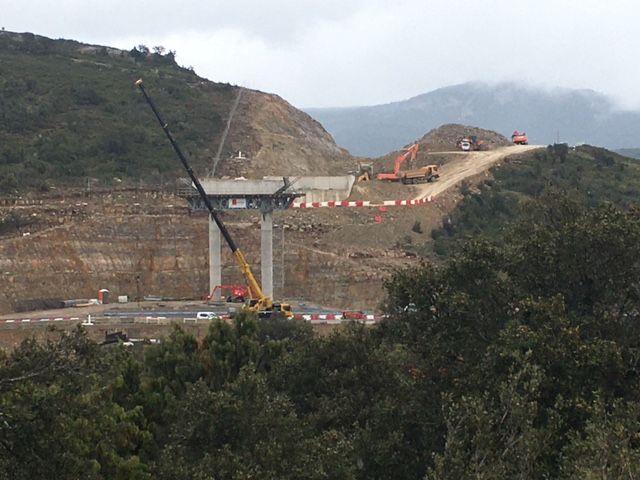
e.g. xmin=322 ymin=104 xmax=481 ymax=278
xmin=4 ymin=0 xmax=640 ymax=109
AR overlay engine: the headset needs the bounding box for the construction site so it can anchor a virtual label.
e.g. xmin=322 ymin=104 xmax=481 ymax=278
xmin=0 ymin=33 xmax=544 ymax=347
xmin=0 ymin=106 xmax=537 ymax=348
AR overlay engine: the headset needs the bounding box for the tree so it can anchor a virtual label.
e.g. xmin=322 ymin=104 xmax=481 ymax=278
xmin=560 ymin=398 xmax=640 ymax=479
xmin=154 ymin=370 xmax=355 ymax=479
xmin=383 ymin=194 xmax=640 ymax=476
xmin=200 ymin=312 xmax=260 ymax=389
xmin=271 ymin=323 xmax=443 ymax=479
xmin=0 ymin=328 xmax=151 ymax=479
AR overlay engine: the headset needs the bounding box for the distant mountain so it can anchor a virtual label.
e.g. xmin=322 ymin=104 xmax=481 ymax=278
xmin=617 ymin=148 xmax=640 ymax=160
xmin=305 ymin=82 xmax=640 ymax=157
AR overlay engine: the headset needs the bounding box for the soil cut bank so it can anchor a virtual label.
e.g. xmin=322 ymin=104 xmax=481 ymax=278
xmin=0 ymin=145 xmax=541 ymax=315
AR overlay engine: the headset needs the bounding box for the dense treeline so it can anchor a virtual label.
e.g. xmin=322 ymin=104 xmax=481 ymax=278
xmin=2 ymin=194 xmax=640 ymax=478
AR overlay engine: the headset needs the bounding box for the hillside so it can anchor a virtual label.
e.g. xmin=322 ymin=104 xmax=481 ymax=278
xmin=0 ymin=142 xmax=528 ymax=315
xmin=418 ymin=124 xmax=510 ymax=151
xmin=3 ymin=140 xmax=637 ymax=315
xmin=429 ymin=144 xmax=640 ymax=256
xmin=5 ymin=30 xmax=640 ymax=318
xmin=371 ymin=124 xmax=510 ymax=176
xmin=0 ymin=31 xmax=350 ymax=194
xmin=305 ymin=82 xmax=640 ymax=156
xmin=617 ymin=148 xmax=640 ymax=160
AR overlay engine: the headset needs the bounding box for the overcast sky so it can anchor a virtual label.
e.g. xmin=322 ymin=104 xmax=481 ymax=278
xmin=4 ymin=0 xmax=638 ymax=109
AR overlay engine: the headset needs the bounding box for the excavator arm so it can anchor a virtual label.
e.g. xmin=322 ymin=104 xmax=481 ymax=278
xmin=393 ymin=143 xmax=419 ymax=175
xmin=377 ymin=143 xmax=419 ymax=180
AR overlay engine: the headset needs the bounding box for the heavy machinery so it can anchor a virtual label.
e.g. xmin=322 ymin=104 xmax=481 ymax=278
xmin=135 ymin=79 xmax=293 ymax=319
xmin=377 ymin=143 xmax=419 ymax=181
xmin=400 ymin=165 xmax=439 ymax=184
xmin=355 ymin=163 xmax=373 ymax=182
xmin=207 ymin=284 xmax=249 ymax=303
xmin=512 ymin=131 xmax=528 ymax=145
xmin=456 ymin=135 xmax=485 ymax=151
xmin=458 ymin=138 xmax=472 ymax=151
xmin=376 ymin=143 xmax=439 ymax=184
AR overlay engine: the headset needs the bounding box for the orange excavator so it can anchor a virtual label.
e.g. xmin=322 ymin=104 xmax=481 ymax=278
xmin=376 ymin=143 xmax=439 ymax=184
xmin=377 ymin=143 xmax=419 ymax=181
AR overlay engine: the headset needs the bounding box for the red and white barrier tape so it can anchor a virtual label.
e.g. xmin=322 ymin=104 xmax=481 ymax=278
xmin=2 ymin=316 xmax=81 ymax=324
xmin=3 ymin=313 xmax=380 ymax=325
xmin=291 ymin=196 xmax=434 ymax=209
xmin=293 ymin=313 xmax=382 ymax=323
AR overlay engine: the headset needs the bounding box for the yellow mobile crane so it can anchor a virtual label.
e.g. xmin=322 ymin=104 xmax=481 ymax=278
xmin=135 ymin=79 xmax=292 ymax=319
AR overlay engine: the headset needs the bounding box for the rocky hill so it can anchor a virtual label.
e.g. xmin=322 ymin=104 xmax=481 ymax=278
xmin=372 ymin=124 xmax=510 ymax=174
xmin=418 ymin=124 xmax=510 ymax=151
xmin=218 ymin=89 xmax=349 ymax=177
xmin=0 ymin=31 xmax=350 ymax=194
xmin=306 ymin=82 xmax=640 ymax=156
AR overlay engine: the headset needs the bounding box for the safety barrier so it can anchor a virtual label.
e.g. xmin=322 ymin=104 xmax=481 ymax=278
xmin=1 ymin=312 xmax=381 ymax=327
xmin=290 ymin=196 xmax=434 ymax=209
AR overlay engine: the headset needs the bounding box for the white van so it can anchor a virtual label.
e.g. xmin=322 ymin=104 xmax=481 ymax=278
xmin=196 ymin=311 xmax=218 ymax=320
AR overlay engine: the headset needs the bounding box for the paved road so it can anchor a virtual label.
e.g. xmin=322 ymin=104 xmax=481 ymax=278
xmin=1 ymin=304 xmax=380 ymax=327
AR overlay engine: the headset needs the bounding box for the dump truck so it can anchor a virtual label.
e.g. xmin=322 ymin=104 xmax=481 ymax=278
xmin=511 ymin=131 xmax=528 ymax=145
xmin=376 ymin=143 xmax=439 ymax=184
xmin=458 ymin=138 xmax=472 ymax=151
xmin=457 ymin=135 xmax=485 ymax=151
xmin=399 ymin=165 xmax=439 ymax=184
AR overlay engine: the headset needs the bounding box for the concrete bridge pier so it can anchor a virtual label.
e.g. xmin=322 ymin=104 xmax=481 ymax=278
xmin=209 ymin=210 xmax=274 ymax=301
xmin=209 ymin=216 xmax=222 ymax=300
xmin=260 ymin=210 xmax=273 ymax=299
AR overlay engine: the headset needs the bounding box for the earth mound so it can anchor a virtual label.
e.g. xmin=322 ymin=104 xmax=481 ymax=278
xmin=372 ymin=124 xmax=510 ymax=173
xmin=419 ymin=124 xmax=510 ymax=152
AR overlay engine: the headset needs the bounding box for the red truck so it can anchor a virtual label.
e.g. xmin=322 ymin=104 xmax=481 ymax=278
xmin=206 ymin=284 xmax=249 ymax=303
xmin=511 ymin=131 xmax=528 ymax=145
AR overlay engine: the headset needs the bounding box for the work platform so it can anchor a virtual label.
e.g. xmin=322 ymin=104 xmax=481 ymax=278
xmin=179 ymin=178 xmax=303 ymax=212
xmin=179 ymin=176 xmax=355 ymax=206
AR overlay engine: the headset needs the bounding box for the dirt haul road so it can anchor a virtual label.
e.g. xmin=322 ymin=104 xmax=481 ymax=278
xmin=413 ymin=145 xmax=541 ymax=200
